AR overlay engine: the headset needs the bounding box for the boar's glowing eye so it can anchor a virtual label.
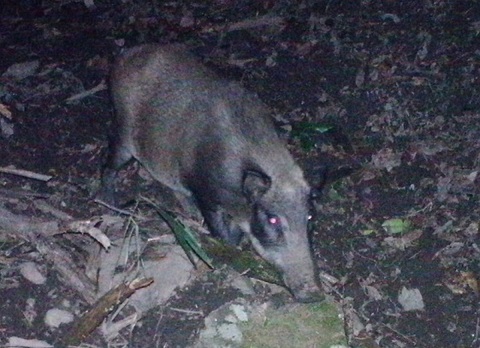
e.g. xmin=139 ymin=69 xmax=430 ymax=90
xmin=253 ymin=211 xmax=285 ymax=245
xmin=268 ymin=216 xmax=280 ymax=225
xmin=307 ymin=214 xmax=313 ymax=221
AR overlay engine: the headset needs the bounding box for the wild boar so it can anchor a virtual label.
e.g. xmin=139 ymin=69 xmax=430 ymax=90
xmin=101 ymin=44 xmax=323 ymax=302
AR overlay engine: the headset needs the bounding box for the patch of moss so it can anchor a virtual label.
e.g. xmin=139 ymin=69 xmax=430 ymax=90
xmin=241 ymin=301 xmax=347 ymax=348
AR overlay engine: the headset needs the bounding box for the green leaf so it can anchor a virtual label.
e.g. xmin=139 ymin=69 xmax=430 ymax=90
xmin=361 ymin=229 xmax=376 ymax=236
xmin=381 ymin=218 xmax=411 ymax=235
xmin=291 ymin=122 xmax=334 ymax=151
xmin=143 ymin=197 xmax=214 ymax=268
xmin=291 ymin=122 xmax=333 ymax=136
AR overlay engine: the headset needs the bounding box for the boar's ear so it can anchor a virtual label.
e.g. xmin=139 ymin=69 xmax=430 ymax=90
xmin=311 ymin=165 xmax=356 ymax=201
xmin=242 ymin=170 xmax=272 ymax=202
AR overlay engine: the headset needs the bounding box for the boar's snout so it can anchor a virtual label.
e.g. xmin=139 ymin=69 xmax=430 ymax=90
xmin=288 ymin=281 xmax=325 ymax=303
xmin=282 ymin=266 xmax=324 ymax=303
xmin=263 ymin=245 xmax=324 ymax=302
xmin=277 ymin=238 xmax=324 ymax=303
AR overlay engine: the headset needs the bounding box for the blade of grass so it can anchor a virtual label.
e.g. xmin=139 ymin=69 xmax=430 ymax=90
xmin=141 ymin=196 xmax=214 ymax=268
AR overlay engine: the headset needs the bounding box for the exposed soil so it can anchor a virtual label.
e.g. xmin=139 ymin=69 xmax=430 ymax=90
xmin=1 ymin=1 xmax=479 ymax=347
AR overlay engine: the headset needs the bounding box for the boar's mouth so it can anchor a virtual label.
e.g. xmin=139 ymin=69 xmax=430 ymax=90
xmin=282 ymin=273 xmax=325 ymax=303
xmin=248 ymin=234 xmax=324 ymax=303
xmin=279 ymin=254 xmax=324 ymax=303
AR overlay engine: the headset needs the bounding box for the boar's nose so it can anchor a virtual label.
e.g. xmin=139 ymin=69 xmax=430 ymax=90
xmin=292 ymin=286 xmax=325 ymax=303
xmin=286 ymin=279 xmax=324 ymax=303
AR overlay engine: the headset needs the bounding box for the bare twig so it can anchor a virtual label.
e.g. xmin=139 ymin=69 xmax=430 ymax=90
xmin=0 ymin=166 xmax=52 ymax=181
xmin=473 ymin=315 xmax=479 ymax=346
xmin=203 ymin=15 xmax=285 ymax=33
xmin=168 ymin=307 xmax=203 ymax=315
xmin=0 ymin=188 xmax=50 ymax=199
xmin=65 ymin=80 xmax=107 ymax=103
xmin=94 ymin=198 xmax=145 ymax=218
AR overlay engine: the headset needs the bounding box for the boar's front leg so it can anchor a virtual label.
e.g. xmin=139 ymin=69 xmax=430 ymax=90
xmin=98 ymin=132 xmax=134 ymax=204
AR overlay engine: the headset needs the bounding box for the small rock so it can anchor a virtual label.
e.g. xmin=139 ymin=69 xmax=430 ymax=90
xmin=2 ymin=60 xmax=40 ymax=80
xmin=44 ymin=308 xmax=74 ymax=328
xmin=19 ymin=262 xmax=46 ymax=285
xmin=230 ymin=303 xmax=248 ymax=322
xmin=194 ymin=299 xmax=249 ymax=348
xmin=0 ymin=118 xmax=14 ymax=138
xmin=227 ymin=275 xmax=255 ymax=296
xmin=217 ymin=323 xmax=243 ymax=342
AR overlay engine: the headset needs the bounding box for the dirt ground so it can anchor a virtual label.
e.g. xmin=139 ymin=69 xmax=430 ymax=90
xmin=0 ymin=0 xmax=479 ymax=347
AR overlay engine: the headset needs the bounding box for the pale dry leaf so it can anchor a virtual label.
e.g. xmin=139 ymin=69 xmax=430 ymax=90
xmin=398 ymin=286 xmax=425 ymax=311
xmin=68 ymin=220 xmax=111 ymax=250
xmin=371 ymin=148 xmax=402 ymax=172
xmin=0 ymin=103 xmax=12 ymax=119
xmin=7 ymin=337 xmax=53 ymax=348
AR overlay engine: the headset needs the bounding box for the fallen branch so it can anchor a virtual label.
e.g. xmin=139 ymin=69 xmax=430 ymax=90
xmin=62 ymin=277 xmax=154 ymax=346
xmin=0 ymin=166 xmax=52 ymax=181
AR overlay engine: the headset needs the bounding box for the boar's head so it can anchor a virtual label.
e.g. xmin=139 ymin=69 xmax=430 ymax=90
xmin=241 ymin=169 xmax=324 ymax=303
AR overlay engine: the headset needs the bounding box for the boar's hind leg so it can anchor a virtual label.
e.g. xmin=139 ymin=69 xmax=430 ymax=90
xmin=202 ymin=209 xmax=244 ymax=246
